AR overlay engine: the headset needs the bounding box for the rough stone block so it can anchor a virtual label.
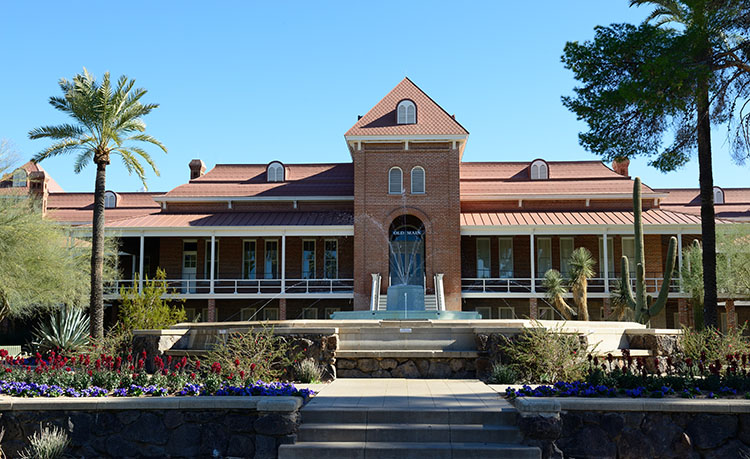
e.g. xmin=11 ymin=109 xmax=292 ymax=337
xmin=391 ymin=360 xmax=420 ymax=378
xmin=337 ymin=359 xmax=357 ymax=369
xmin=379 ymin=358 xmax=398 ymax=370
xmin=253 ymin=434 xmax=276 ymax=459
xmin=227 ymin=434 xmax=255 ymax=458
xmin=686 ymin=414 xmax=737 ymax=450
xmin=357 ymin=358 xmax=379 ymax=373
xmin=253 ymin=413 xmax=298 ymax=436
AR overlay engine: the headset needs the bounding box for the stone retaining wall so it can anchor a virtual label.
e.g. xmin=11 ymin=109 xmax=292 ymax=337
xmin=0 ymin=397 xmax=302 ymax=459
xmin=336 ymin=357 xmax=476 ymax=378
xmin=515 ymin=398 xmax=750 ymax=459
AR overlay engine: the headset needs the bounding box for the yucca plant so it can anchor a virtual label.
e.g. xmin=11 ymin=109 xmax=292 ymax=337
xmin=542 ymin=269 xmax=577 ymax=320
xmin=32 ymin=305 xmax=90 ymax=354
xmin=608 ymin=279 xmax=635 ymax=321
xmin=295 ymin=359 xmax=324 ymax=383
xmin=19 ymin=424 xmax=70 ymax=459
xmin=568 ymin=247 xmax=595 ymax=321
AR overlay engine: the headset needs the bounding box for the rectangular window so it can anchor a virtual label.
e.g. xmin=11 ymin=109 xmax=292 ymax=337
xmin=476 ymin=238 xmax=491 ymax=278
xmin=598 ymin=237 xmax=614 ymax=277
xmin=536 ymin=237 xmax=552 ymax=277
xmin=499 ymin=307 xmax=514 ymax=319
xmin=498 ymin=238 xmax=514 ymax=278
xmin=204 ymin=240 xmax=219 ymax=279
xmin=476 ymin=306 xmax=492 ymax=320
xmin=560 ymin=237 xmax=574 ymax=276
xmin=539 ymin=307 xmax=555 ymax=320
xmin=182 ymin=240 xmax=198 ymax=293
xmin=240 ymin=308 xmax=257 ymax=321
xmin=302 ymin=308 xmax=318 ymax=319
xmin=302 ymin=240 xmax=316 ymax=279
xmin=263 ymin=308 xmax=279 ymax=321
xmin=622 ymin=237 xmax=636 ymax=276
xmin=242 ymin=240 xmax=256 ymax=279
xmin=264 ymin=240 xmax=278 ymax=279
xmin=324 ymin=240 xmax=338 ymax=279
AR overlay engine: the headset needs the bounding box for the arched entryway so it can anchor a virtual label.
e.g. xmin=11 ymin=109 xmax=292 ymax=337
xmin=389 ymin=215 xmax=425 ymax=287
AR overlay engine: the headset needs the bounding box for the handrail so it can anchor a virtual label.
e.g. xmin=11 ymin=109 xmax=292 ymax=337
xmin=104 ymin=278 xmax=354 ymax=296
xmin=461 ymin=277 xmax=681 ymax=294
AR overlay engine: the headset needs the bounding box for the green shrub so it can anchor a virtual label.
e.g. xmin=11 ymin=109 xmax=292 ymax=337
xmin=680 ymin=324 xmax=750 ymax=366
xmin=487 ymin=363 xmax=518 ymax=384
xmin=32 ymin=305 xmax=90 ymax=354
xmin=118 ymin=268 xmax=186 ymax=331
xmin=295 ymin=359 xmax=323 ymax=383
xmin=19 ymin=424 xmax=70 ymax=459
xmin=500 ymin=321 xmax=590 ymax=383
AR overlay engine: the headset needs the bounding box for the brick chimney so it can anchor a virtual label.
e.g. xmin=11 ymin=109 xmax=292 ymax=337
xmin=189 ymin=159 xmax=206 ymax=180
xmin=28 ymin=170 xmax=49 ymax=215
xmin=612 ymin=158 xmax=630 ymax=177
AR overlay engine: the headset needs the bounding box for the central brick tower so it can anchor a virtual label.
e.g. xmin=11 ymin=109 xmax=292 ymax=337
xmin=345 ymin=78 xmax=469 ymax=311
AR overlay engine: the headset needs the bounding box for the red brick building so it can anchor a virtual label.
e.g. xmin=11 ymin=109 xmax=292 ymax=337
xmin=8 ymin=78 xmax=749 ymax=328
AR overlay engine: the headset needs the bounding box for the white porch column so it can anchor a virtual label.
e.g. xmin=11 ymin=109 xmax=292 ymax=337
xmin=603 ymin=230 xmax=610 ymax=293
xmin=677 ymin=231 xmax=683 ymax=292
xmin=209 ymin=233 xmax=216 ymax=294
xmin=281 ymin=234 xmax=286 ymax=293
xmin=530 ymin=234 xmax=536 ymax=293
xmin=138 ymin=233 xmax=145 ymax=292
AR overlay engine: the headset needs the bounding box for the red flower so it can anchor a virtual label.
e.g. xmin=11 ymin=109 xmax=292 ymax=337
xmin=234 ymin=358 xmax=240 ymax=366
xmin=4 ymin=368 xmax=11 ymax=373
xmin=240 ymin=371 xmax=245 ymax=379
xmin=250 ymin=363 xmax=256 ymax=372
xmin=0 ymin=349 xmax=8 ymax=358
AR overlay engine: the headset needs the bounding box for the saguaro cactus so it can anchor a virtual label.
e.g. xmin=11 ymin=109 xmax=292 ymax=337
xmin=621 ymin=177 xmax=677 ymax=325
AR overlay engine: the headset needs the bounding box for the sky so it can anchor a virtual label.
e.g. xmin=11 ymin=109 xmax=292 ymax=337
xmin=1 ymin=1 xmax=748 ymax=193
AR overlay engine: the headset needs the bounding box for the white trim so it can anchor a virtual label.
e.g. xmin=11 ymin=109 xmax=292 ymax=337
xmin=152 ymin=195 xmax=353 ymax=203
xmin=95 ymin=226 xmax=354 ymax=237
xmin=388 ymin=167 xmax=403 ymax=195
xmin=530 ymin=235 xmax=535 ymax=293
xmin=461 ymin=224 xmax=702 ymax=236
xmin=410 ymin=166 xmax=426 ymax=194
xmin=264 ymin=239 xmax=279 ymax=280
xmin=345 ymin=134 xmax=467 ymax=142
xmin=138 ymin=234 xmax=145 ymax=292
xmin=461 ymin=193 xmax=669 ymax=201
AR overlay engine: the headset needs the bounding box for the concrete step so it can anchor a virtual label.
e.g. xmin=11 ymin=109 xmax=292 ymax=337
xmin=377 ymin=294 xmax=437 ymax=311
xmin=278 ymin=441 xmax=541 ymax=459
xmin=298 ymin=423 xmax=522 ymax=443
xmin=301 ymin=408 xmax=518 ymax=425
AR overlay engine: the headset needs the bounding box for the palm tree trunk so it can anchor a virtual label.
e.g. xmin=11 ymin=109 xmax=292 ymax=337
xmin=697 ymin=54 xmax=718 ymax=329
xmin=90 ymin=162 xmax=107 ymax=338
xmin=580 ymin=279 xmax=589 ymax=321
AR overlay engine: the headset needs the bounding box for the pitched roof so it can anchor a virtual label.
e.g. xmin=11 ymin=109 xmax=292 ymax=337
xmin=162 ymin=163 xmax=353 ymax=199
xmin=345 ymin=78 xmax=468 ymax=137
xmin=460 ymin=209 xmax=728 ymax=228
xmin=656 ymin=188 xmax=750 ymax=221
xmin=460 ymin=161 xmax=659 ymax=197
xmin=46 ymin=192 xmax=162 ymax=224
xmin=0 ymin=161 xmax=64 ymax=192
xmin=104 ymin=211 xmax=354 ymax=228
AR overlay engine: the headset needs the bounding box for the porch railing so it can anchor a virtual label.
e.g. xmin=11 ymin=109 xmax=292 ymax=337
xmin=461 ymin=277 xmax=681 ymax=294
xmin=104 ymin=278 xmax=354 ymax=296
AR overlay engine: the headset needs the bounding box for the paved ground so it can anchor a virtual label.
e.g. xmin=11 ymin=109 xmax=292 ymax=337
xmin=303 ymin=378 xmax=515 ymax=410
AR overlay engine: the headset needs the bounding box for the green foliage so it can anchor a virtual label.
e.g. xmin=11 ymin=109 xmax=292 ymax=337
xmin=32 ymin=305 xmax=90 ymax=354
xmin=204 ymin=325 xmax=302 ymax=382
xmin=19 ymin=424 xmax=70 ymax=459
xmin=568 ymin=247 xmax=596 ymax=321
xmin=294 ymin=359 xmax=323 ymax=383
xmin=609 ymin=279 xmax=636 ymax=321
xmin=681 ymin=324 xmax=750 ymax=366
xmin=620 ymin=178 xmax=677 ymax=324
xmin=487 ymin=363 xmax=519 ymax=385
xmin=681 ymin=240 xmax=705 ymax=328
xmin=717 ymin=224 xmax=750 ymax=298
xmin=542 ymin=269 xmax=577 ymax=320
xmin=500 ymin=322 xmax=590 ymax=383
xmin=118 ymin=268 xmax=186 ymax=331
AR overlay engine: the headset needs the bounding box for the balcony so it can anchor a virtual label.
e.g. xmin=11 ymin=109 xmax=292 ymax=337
xmin=104 ymin=278 xmax=354 ymax=299
xmin=461 ymin=277 xmax=682 ymax=297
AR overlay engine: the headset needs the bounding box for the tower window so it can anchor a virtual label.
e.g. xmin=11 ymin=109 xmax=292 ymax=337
xmin=12 ymin=169 xmax=27 ymax=187
xmin=397 ymin=100 xmax=416 ymax=124
xmin=714 ymin=186 xmax=725 ymax=204
xmin=104 ymin=191 xmax=117 ymax=209
xmin=267 ymin=161 xmax=285 ymax=182
xmin=530 ymin=160 xmax=548 ymax=180
xmin=389 ymin=167 xmax=403 ymax=194
xmin=411 ymin=166 xmax=425 ymax=194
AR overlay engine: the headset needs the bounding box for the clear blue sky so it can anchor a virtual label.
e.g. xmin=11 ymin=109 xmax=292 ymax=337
xmin=1 ymin=1 xmax=747 ymax=192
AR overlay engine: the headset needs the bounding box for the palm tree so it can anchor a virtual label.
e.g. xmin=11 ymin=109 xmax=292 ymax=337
xmin=568 ymin=248 xmax=595 ymax=321
xmin=542 ymin=269 xmax=578 ymax=320
xmin=30 ymin=68 xmax=166 ymax=338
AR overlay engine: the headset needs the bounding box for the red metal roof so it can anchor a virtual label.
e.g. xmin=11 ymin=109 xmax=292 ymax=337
xmin=46 ymin=192 xmax=162 ymax=223
xmin=656 ymin=188 xmax=750 ymax=221
xmin=0 ymin=161 xmax=64 ymax=192
xmin=460 ymin=209 xmax=725 ymax=227
xmin=345 ymin=78 xmax=468 ymax=137
xmin=105 ymin=211 xmax=354 ymax=228
xmin=162 ymin=163 xmax=353 ymax=198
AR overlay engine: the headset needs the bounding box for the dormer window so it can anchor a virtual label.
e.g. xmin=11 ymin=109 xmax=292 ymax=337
xmin=397 ymin=100 xmax=416 ymax=124
xmin=713 ymin=186 xmax=725 ymax=204
xmin=104 ymin=191 xmax=117 ymax=209
xmin=530 ymin=159 xmax=548 ymax=180
xmin=12 ymin=169 xmax=27 ymax=187
xmin=267 ymin=161 xmax=285 ymax=182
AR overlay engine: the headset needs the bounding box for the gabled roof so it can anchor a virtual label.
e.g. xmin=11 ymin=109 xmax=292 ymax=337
xmin=345 ymin=77 xmax=468 ymax=137
xmin=162 ymin=163 xmax=353 ymax=199
xmin=46 ymin=192 xmax=162 ymax=224
xmin=0 ymin=161 xmax=64 ymax=192
xmin=656 ymin=188 xmax=750 ymax=221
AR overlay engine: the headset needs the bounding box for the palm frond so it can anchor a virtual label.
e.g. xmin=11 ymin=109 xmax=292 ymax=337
xmin=28 ymin=124 xmax=85 ymax=140
xmin=127 ymin=133 xmax=168 ymax=153
xmin=31 ymin=138 xmax=87 ymax=163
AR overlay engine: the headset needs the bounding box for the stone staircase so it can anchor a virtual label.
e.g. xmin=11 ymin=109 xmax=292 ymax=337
xmin=278 ymin=379 xmax=540 ymax=459
xmin=377 ymin=294 xmax=438 ymax=311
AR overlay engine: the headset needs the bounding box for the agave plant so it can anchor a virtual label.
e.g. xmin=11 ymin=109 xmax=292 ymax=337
xmin=568 ymin=247 xmax=595 ymax=321
xmin=32 ymin=305 xmax=90 ymax=354
xmin=542 ymin=269 xmax=577 ymax=320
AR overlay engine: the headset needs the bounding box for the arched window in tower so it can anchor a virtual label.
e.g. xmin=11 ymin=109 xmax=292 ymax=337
xmin=267 ymin=161 xmax=285 ymax=182
xmin=411 ymin=166 xmax=425 ymax=194
xmin=713 ymin=186 xmax=725 ymax=204
xmin=104 ymin=191 xmax=118 ymax=209
xmin=12 ymin=169 xmax=27 ymax=187
xmin=389 ymin=167 xmax=403 ymax=194
xmin=397 ymin=100 xmax=416 ymax=124
xmin=530 ymin=159 xmax=548 ymax=180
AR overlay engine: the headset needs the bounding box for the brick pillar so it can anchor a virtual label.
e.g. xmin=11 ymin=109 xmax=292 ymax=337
xmin=207 ymin=299 xmax=216 ymax=322
xmin=529 ymin=298 xmax=538 ymax=320
xmin=726 ymin=299 xmax=737 ymax=330
xmin=602 ymin=298 xmax=611 ymax=321
xmin=279 ymin=298 xmax=287 ymax=320
xmin=678 ymin=298 xmax=691 ymax=328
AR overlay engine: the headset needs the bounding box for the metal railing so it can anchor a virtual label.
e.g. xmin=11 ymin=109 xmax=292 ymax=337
xmin=104 ymin=278 xmax=354 ymax=296
xmin=461 ymin=276 xmax=681 ymax=294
